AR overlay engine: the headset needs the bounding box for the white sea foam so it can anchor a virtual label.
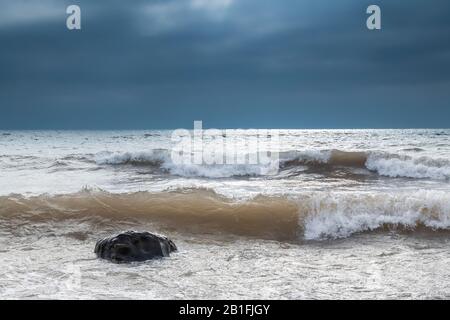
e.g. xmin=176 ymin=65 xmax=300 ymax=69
xmin=366 ymin=154 xmax=450 ymax=180
xmin=162 ymin=163 xmax=279 ymax=178
xmin=302 ymin=190 xmax=450 ymax=240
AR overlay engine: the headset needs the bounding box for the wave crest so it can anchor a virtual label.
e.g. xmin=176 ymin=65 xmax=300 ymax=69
xmin=93 ymin=149 xmax=450 ymax=180
xmin=1 ymin=188 xmax=449 ymax=241
xmin=366 ymin=154 xmax=450 ymax=180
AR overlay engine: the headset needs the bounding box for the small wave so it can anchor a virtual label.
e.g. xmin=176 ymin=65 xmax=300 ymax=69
xmin=93 ymin=149 xmax=450 ymax=180
xmin=95 ymin=150 xmax=169 ymax=167
xmin=61 ymin=154 xmax=95 ymax=163
xmin=164 ymin=163 xmax=277 ymax=178
xmin=279 ymin=150 xmax=450 ymax=180
xmin=48 ymin=160 xmax=69 ymax=168
xmin=94 ymin=150 xmax=277 ymax=178
xmin=93 ymin=149 xmax=337 ymax=178
xmin=144 ymin=133 xmax=160 ymax=137
xmin=1 ymin=188 xmax=449 ymax=241
xmin=366 ymin=154 xmax=450 ymax=180
xmin=402 ymin=148 xmax=425 ymax=152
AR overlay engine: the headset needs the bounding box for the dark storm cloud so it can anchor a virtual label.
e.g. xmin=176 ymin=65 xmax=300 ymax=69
xmin=0 ymin=0 xmax=449 ymax=129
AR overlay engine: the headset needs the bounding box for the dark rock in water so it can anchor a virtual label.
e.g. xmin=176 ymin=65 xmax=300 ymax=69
xmin=94 ymin=231 xmax=177 ymax=263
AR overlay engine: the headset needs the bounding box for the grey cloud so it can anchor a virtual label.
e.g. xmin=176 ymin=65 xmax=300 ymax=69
xmin=0 ymin=0 xmax=449 ymax=128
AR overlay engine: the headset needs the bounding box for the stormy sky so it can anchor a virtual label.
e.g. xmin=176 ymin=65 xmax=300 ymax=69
xmin=0 ymin=0 xmax=449 ymax=129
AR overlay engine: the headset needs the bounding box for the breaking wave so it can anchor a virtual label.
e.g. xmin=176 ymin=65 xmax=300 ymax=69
xmin=93 ymin=149 xmax=450 ymax=180
xmin=94 ymin=149 xmax=277 ymax=177
xmin=1 ymin=188 xmax=449 ymax=241
xmin=366 ymin=154 xmax=450 ymax=180
xmin=301 ymin=190 xmax=450 ymax=240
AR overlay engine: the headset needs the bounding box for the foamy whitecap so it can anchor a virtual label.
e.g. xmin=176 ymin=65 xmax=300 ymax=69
xmin=366 ymin=154 xmax=450 ymax=180
xmin=94 ymin=149 xmax=280 ymax=177
xmin=94 ymin=150 xmax=170 ymax=166
xmin=302 ymin=190 xmax=450 ymax=240
xmin=93 ymin=149 xmax=332 ymax=177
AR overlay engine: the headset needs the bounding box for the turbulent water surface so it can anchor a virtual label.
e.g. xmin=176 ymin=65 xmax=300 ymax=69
xmin=1 ymin=129 xmax=449 ymax=299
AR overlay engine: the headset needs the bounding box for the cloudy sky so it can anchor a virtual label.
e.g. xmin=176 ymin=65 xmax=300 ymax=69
xmin=0 ymin=0 xmax=449 ymax=129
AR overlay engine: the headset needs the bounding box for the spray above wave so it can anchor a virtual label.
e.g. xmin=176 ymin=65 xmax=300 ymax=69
xmin=1 ymin=188 xmax=449 ymax=241
xmin=93 ymin=149 xmax=450 ymax=180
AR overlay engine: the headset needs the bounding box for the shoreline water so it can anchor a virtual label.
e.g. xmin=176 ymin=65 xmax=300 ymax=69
xmin=1 ymin=129 xmax=449 ymax=299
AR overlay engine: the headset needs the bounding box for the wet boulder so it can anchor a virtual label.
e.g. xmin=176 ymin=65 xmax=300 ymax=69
xmin=94 ymin=231 xmax=177 ymax=263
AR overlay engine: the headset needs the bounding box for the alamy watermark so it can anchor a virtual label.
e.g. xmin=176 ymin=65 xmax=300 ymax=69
xmin=65 ymin=4 xmax=381 ymax=31
xmin=170 ymin=121 xmax=281 ymax=175
xmin=366 ymin=5 xmax=381 ymax=30
xmin=66 ymin=5 xmax=81 ymax=30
